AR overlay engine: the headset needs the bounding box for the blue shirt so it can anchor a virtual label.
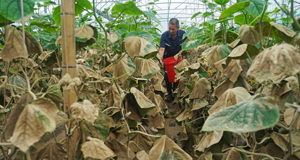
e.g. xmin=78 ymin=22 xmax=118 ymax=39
xmin=159 ymin=29 xmax=186 ymax=59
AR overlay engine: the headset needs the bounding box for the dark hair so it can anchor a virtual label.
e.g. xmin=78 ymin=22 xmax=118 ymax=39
xmin=169 ymin=18 xmax=179 ymax=27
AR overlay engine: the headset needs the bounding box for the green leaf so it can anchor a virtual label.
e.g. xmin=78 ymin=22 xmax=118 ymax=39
xmin=75 ymin=0 xmax=92 ymax=16
xmin=202 ymin=95 xmax=280 ymax=133
xmin=0 ymin=0 xmax=35 ymax=21
xmin=112 ymin=1 xmax=144 ymax=16
xmin=183 ymin=27 xmax=200 ymax=39
xmin=0 ymin=14 xmax=12 ymax=27
xmin=143 ymin=11 xmax=160 ymax=24
xmin=182 ymin=39 xmax=201 ymax=50
xmin=234 ymin=14 xmax=252 ymax=26
xmin=94 ymin=113 xmax=114 ymax=139
xmin=52 ymin=6 xmax=60 ymax=25
xmin=219 ymin=1 xmax=250 ymax=20
xmin=138 ymin=32 xmax=155 ymax=42
xmin=208 ymin=2 xmax=217 ymax=9
xmin=207 ymin=19 xmax=218 ymax=25
xmin=115 ymin=29 xmax=128 ymax=37
xmin=125 ymin=31 xmax=138 ymax=38
xmin=214 ymin=0 xmax=229 ymax=5
xmin=240 ymin=0 xmax=265 ymax=16
xmin=220 ymin=44 xmax=232 ymax=59
xmin=191 ymin=11 xmax=202 ymax=20
xmin=203 ymin=12 xmax=213 ymax=18
xmin=8 ymin=75 xmax=28 ymax=94
xmin=45 ymin=85 xmax=62 ymax=106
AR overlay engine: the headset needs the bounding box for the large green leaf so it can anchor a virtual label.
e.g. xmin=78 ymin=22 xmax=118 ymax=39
xmin=203 ymin=12 xmax=213 ymax=18
xmin=53 ymin=0 xmax=92 ymax=25
xmin=202 ymin=95 xmax=280 ymax=133
xmin=191 ymin=11 xmax=202 ymax=20
xmin=182 ymin=39 xmax=201 ymax=50
xmin=0 ymin=14 xmax=12 ymax=27
xmin=234 ymin=14 xmax=253 ymax=26
xmin=219 ymin=1 xmax=250 ymax=20
xmin=75 ymin=0 xmax=92 ymax=16
xmin=45 ymin=85 xmax=62 ymax=106
xmin=112 ymin=1 xmax=144 ymax=16
xmin=220 ymin=44 xmax=232 ymax=59
xmin=0 ymin=0 xmax=35 ymax=21
xmin=240 ymin=0 xmax=265 ymax=16
xmin=214 ymin=0 xmax=229 ymax=5
xmin=143 ymin=11 xmax=160 ymax=24
xmin=183 ymin=27 xmax=200 ymax=39
xmin=52 ymin=6 xmax=60 ymax=25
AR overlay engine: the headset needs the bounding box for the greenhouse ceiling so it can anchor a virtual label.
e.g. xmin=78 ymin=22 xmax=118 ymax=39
xmin=42 ymin=0 xmax=300 ymax=32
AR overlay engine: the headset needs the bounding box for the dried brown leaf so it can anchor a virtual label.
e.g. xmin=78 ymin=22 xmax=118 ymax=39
xmin=174 ymin=59 xmax=191 ymax=71
xmin=105 ymin=54 xmax=136 ymax=83
xmin=124 ymin=36 xmax=157 ymax=57
xmin=101 ymin=32 xmax=118 ymax=43
xmin=38 ymin=51 xmax=55 ymax=61
xmin=130 ymin=87 xmax=155 ymax=109
xmin=247 ymin=43 xmax=300 ymax=83
xmin=151 ymin=112 xmax=165 ymax=129
xmin=270 ymin=22 xmax=296 ymax=37
xmin=198 ymin=152 xmax=213 ymax=160
xmin=195 ymin=131 xmax=223 ymax=152
xmin=135 ymin=57 xmax=160 ymax=78
xmin=176 ymin=109 xmax=193 ymax=122
xmin=149 ymin=135 xmax=193 ymax=160
xmin=284 ymin=107 xmax=300 ymax=130
xmin=136 ymin=150 xmax=150 ymax=160
xmin=77 ymin=64 xmax=101 ymax=79
xmin=190 ymin=78 xmax=211 ymax=99
xmin=129 ymin=131 xmax=153 ymax=153
xmin=208 ymin=87 xmax=250 ymax=115
xmin=150 ymin=72 xmax=166 ymax=92
xmin=81 ymin=137 xmax=115 ymax=159
xmin=229 ymin=39 xmax=241 ymax=48
xmin=107 ymin=83 xmax=124 ymax=110
xmin=70 ymin=100 xmax=99 ymax=124
xmin=223 ymin=59 xmax=243 ymax=83
xmin=224 ymin=148 xmax=241 ymax=160
xmin=270 ymin=132 xmax=289 ymax=152
xmin=4 ymin=93 xmax=32 ymax=140
xmin=239 ymin=25 xmax=259 ymax=44
xmin=191 ymin=99 xmax=208 ymax=111
xmin=25 ymin=30 xmax=43 ymax=55
xmin=10 ymin=98 xmax=58 ymax=152
xmin=106 ymin=132 xmax=135 ymax=159
xmin=202 ymin=45 xmax=222 ymax=68
xmin=35 ymin=143 xmax=66 ymax=160
xmin=213 ymin=79 xmax=234 ymax=98
xmin=0 ymin=25 xmax=28 ymax=61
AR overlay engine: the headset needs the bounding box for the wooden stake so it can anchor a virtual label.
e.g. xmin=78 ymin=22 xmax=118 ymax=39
xmin=61 ymin=0 xmax=77 ymax=112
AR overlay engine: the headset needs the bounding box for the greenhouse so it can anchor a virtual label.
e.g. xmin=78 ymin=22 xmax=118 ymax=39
xmin=0 ymin=0 xmax=300 ymax=159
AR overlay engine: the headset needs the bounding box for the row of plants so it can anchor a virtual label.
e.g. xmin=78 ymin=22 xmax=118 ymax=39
xmin=0 ymin=0 xmax=300 ymax=159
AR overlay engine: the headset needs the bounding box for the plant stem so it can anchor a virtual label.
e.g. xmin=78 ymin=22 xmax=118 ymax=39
xmin=290 ymin=0 xmax=300 ymax=30
xmin=26 ymin=150 xmax=31 ymax=160
xmin=258 ymin=0 xmax=268 ymax=51
xmin=102 ymin=106 xmax=119 ymax=113
xmin=233 ymin=147 xmax=275 ymax=160
xmin=274 ymin=0 xmax=300 ymax=30
xmin=129 ymin=131 xmax=161 ymax=138
xmin=251 ymin=133 xmax=257 ymax=160
xmin=0 ymin=143 xmax=13 ymax=146
xmin=20 ymin=66 xmax=36 ymax=100
xmin=92 ymin=0 xmax=111 ymax=60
